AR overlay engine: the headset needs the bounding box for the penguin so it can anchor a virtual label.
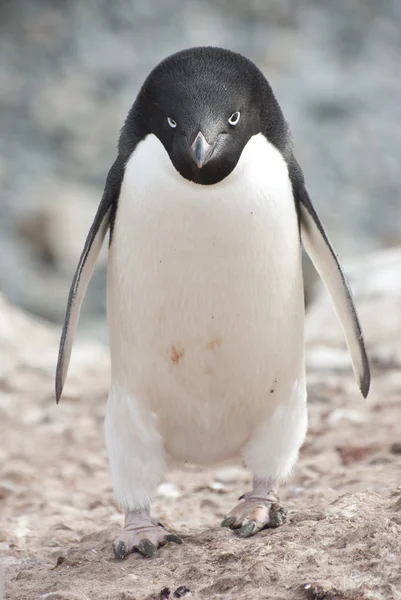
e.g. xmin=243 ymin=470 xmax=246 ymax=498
xmin=55 ymin=47 xmax=370 ymax=559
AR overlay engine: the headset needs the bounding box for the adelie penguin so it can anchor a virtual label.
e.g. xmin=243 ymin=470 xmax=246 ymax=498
xmin=56 ymin=47 xmax=370 ymax=559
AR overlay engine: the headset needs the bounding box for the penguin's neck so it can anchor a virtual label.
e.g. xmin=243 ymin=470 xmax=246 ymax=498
xmin=116 ymin=132 xmax=298 ymax=248
xmin=111 ymin=133 xmax=301 ymax=301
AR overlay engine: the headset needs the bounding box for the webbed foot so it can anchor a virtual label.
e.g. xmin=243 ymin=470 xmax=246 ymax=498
xmin=114 ymin=508 xmax=182 ymax=559
xmin=221 ymin=478 xmax=286 ymax=537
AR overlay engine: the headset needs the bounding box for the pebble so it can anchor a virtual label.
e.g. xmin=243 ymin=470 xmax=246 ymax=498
xmin=208 ymin=481 xmax=226 ymax=493
xmin=157 ymin=482 xmax=181 ymax=499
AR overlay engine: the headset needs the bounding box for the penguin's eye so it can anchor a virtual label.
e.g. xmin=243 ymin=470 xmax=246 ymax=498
xmin=167 ymin=117 xmax=177 ymax=129
xmin=228 ymin=112 xmax=241 ymax=126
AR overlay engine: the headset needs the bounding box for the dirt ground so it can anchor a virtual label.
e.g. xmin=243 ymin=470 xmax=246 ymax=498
xmin=1 ymin=253 xmax=401 ymax=600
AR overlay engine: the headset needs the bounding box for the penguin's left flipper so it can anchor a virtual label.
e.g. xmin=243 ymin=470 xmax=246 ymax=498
xmin=55 ymin=157 xmax=124 ymax=403
xmin=297 ymin=184 xmax=370 ymax=398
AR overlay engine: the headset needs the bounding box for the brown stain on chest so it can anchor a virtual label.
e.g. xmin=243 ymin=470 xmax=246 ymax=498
xmin=205 ymin=337 xmax=222 ymax=351
xmin=170 ymin=344 xmax=185 ymax=365
xmin=170 ymin=337 xmax=222 ymax=366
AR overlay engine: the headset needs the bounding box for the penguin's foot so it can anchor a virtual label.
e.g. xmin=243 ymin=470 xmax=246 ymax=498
xmin=113 ymin=508 xmax=182 ymax=560
xmin=221 ymin=478 xmax=286 ymax=537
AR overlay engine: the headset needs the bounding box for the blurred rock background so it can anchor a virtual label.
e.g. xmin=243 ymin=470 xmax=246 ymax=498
xmin=0 ymin=0 xmax=400 ymax=342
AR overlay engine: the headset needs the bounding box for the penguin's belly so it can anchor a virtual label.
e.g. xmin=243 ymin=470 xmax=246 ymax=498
xmin=107 ymin=133 xmax=305 ymax=463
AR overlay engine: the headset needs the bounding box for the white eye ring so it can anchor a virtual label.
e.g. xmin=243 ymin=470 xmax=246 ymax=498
xmin=167 ymin=117 xmax=177 ymax=128
xmin=228 ymin=111 xmax=241 ymax=126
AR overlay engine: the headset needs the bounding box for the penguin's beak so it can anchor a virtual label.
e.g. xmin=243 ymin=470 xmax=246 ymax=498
xmin=190 ymin=132 xmax=215 ymax=169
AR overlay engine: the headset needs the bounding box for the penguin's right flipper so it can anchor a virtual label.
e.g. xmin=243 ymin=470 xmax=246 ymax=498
xmin=55 ymin=157 xmax=124 ymax=402
xmin=297 ymin=185 xmax=370 ymax=398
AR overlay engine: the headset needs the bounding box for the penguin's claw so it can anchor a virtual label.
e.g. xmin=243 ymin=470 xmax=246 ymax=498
xmin=221 ymin=497 xmax=286 ymax=537
xmin=237 ymin=521 xmax=257 ymax=537
xmin=137 ymin=539 xmax=157 ymax=558
xmin=221 ymin=516 xmax=237 ymax=529
xmin=165 ymin=533 xmax=183 ymax=545
xmin=113 ymin=524 xmax=182 ymax=560
xmin=114 ymin=541 xmax=128 ymax=560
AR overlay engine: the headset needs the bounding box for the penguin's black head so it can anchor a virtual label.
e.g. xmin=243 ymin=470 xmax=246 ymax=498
xmin=122 ymin=47 xmax=287 ymax=185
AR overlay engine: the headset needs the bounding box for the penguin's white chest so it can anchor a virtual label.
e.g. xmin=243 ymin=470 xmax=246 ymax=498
xmin=107 ymin=133 xmax=305 ymax=463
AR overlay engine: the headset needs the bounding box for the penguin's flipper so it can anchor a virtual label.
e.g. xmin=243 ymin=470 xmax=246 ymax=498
xmin=298 ymin=185 xmax=370 ymax=398
xmin=55 ymin=158 xmax=123 ymax=402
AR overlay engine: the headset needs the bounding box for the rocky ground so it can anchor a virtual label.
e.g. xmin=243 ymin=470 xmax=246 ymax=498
xmin=1 ymin=248 xmax=401 ymax=600
xmin=1 ymin=0 xmax=401 ymax=338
